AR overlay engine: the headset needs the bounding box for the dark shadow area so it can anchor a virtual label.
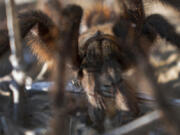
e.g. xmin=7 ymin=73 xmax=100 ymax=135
xmin=0 ymin=1 xmax=36 ymax=23
xmin=160 ymin=0 xmax=180 ymax=11
xmin=159 ymin=73 xmax=180 ymax=99
xmin=0 ymin=81 xmax=11 ymax=115
xmin=0 ymin=2 xmax=6 ymax=22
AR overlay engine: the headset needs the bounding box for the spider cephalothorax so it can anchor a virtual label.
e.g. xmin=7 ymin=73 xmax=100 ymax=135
xmin=78 ymin=31 xmax=140 ymax=129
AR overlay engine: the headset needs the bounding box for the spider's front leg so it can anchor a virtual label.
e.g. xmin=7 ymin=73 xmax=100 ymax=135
xmin=2 ymin=3 xmax=85 ymax=135
xmin=0 ymin=10 xmax=61 ymax=78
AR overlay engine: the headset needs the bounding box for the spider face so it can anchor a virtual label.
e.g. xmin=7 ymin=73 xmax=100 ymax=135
xmin=80 ymin=31 xmax=123 ymax=98
xmin=78 ymin=30 xmax=140 ymax=126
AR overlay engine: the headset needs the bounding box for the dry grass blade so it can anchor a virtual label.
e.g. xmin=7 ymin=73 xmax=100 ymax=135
xmin=50 ymin=5 xmax=83 ymax=135
xmin=104 ymin=110 xmax=162 ymax=135
xmin=5 ymin=0 xmax=27 ymax=125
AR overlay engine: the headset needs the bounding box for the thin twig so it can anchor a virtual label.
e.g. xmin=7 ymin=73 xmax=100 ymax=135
xmin=50 ymin=4 xmax=83 ymax=135
xmin=104 ymin=110 xmax=162 ymax=135
xmin=0 ymin=116 xmax=20 ymax=135
xmin=5 ymin=0 xmax=27 ymax=125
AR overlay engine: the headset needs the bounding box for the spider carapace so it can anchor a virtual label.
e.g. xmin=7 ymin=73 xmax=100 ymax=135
xmin=78 ymin=27 xmax=140 ymax=128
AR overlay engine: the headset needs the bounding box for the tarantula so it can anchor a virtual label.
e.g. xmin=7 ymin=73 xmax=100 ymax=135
xmin=1 ymin=0 xmax=180 ymax=134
